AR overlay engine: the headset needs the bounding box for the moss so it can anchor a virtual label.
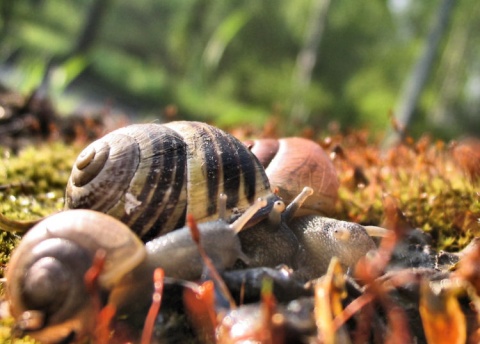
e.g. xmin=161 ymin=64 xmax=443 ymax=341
xmin=0 ymin=316 xmax=39 ymax=344
xmin=333 ymin=133 xmax=480 ymax=251
xmin=0 ymin=142 xmax=80 ymax=344
xmin=0 ymin=143 xmax=80 ymax=219
xmin=0 ymin=143 xmax=80 ymax=273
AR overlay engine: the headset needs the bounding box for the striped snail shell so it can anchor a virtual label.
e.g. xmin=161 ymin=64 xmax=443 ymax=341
xmin=65 ymin=121 xmax=275 ymax=240
xmin=6 ymin=209 xmax=145 ymax=343
xmin=245 ymin=137 xmax=339 ymax=216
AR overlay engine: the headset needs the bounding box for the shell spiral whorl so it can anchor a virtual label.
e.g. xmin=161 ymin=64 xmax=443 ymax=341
xmin=65 ymin=121 xmax=274 ymax=240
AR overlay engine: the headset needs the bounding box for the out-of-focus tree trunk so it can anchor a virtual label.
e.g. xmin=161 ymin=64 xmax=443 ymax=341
xmin=40 ymin=0 xmax=113 ymax=94
xmin=430 ymin=0 xmax=479 ymax=132
xmin=0 ymin=0 xmax=15 ymax=41
xmin=70 ymin=0 xmax=113 ymax=57
xmin=290 ymin=0 xmax=331 ymax=127
xmin=382 ymin=0 xmax=456 ymax=149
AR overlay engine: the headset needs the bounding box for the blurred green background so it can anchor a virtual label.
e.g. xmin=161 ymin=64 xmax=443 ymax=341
xmin=0 ymin=0 xmax=479 ymax=139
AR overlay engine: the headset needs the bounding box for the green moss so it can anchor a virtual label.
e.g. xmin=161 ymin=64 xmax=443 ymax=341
xmin=0 ymin=143 xmax=80 ymax=271
xmin=0 ymin=142 xmax=80 ymax=343
xmin=0 ymin=232 xmax=20 ymax=277
xmin=0 ymin=143 xmax=79 ymax=219
xmin=0 ymin=316 xmax=39 ymax=344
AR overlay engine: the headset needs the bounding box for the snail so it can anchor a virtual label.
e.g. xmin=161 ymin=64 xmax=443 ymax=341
xmin=5 ymin=187 xmax=338 ymax=343
xmin=238 ymin=195 xmax=382 ymax=280
xmin=64 ymin=121 xmax=280 ymax=241
xmin=0 ymin=121 xmax=280 ymax=236
xmin=5 ymin=209 xmax=146 ymax=343
xmin=5 ymin=185 xmax=380 ymax=343
xmin=0 ymin=123 xmax=339 ymax=239
xmin=289 ymin=216 xmax=379 ymax=279
xmin=245 ymin=137 xmax=339 ymax=216
xmin=2 ymin=120 xmax=382 ymax=342
xmin=5 ymin=196 xmax=268 ymax=343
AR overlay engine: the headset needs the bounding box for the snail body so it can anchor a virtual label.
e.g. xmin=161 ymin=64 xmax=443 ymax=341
xmin=5 ymin=187 xmax=312 ymax=343
xmin=65 ymin=121 xmax=276 ymax=240
xmin=5 ymin=208 xmax=379 ymax=342
xmin=238 ymin=190 xmax=378 ymax=280
xmin=289 ymin=215 xmax=377 ymax=278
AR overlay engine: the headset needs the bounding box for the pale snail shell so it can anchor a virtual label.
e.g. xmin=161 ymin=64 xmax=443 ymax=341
xmin=5 ymin=209 xmax=146 ymax=343
xmin=245 ymin=137 xmax=339 ymax=216
xmin=65 ymin=121 xmax=275 ymax=240
xmin=5 ymin=199 xmax=270 ymax=343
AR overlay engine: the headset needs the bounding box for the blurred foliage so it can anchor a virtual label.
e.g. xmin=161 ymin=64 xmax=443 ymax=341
xmin=1 ymin=0 xmax=479 ymax=136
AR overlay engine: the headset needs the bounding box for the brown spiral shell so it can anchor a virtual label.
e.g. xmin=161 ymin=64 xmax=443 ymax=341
xmin=65 ymin=121 xmax=274 ymax=240
xmin=6 ymin=209 xmax=146 ymax=343
xmin=245 ymin=137 xmax=339 ymax=216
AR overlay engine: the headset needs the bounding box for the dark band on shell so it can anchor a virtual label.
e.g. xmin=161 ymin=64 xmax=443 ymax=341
xmin=121 ymin=124 xmax=188 ymax=239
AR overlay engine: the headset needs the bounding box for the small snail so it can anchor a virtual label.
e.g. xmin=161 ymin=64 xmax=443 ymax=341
xmin=245 ymin=137 xmax=339 ymax=216
xmin=5 ymin=209 xmax=146 ymax=343
xmin=5 ymin=197 xmax=267 ymax=343
xmin=65 ymin=121 xmax=278 ymax=241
